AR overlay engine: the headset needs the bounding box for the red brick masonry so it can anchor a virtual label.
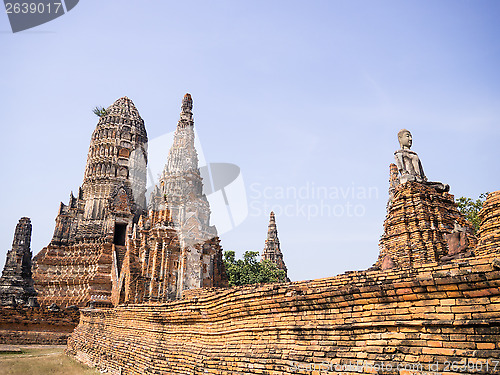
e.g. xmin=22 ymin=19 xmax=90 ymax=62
xmin=67 ymin=254 xmax=500 ymax=374
xmin=0 ymin=307 xmax=79 ymax=345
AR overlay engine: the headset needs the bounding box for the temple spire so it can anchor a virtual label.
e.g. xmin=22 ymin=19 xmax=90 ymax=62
xmin=154 ymin=94 xmax=201 ymax=193
xmin=149 ymin=93 xmax=216 ymax=240
xmin=146 ymin=93 xmax=223 ymax=299
xmin=182 ymin=93 xmax=193 ymax=112
xmin=267 ymin=211 xmax=277 ymax=237
xmin=261 ymin=211 xmax=288 ymax=280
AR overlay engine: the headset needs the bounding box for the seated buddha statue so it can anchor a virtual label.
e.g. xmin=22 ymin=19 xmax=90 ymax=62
xmin=394 ymin=129 xmax=449 ymax=193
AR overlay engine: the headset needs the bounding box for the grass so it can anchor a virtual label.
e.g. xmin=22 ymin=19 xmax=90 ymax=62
xmin=0 ymin=346 xmax=99 ymax=375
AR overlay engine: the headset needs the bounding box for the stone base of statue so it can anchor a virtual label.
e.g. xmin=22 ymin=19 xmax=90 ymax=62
xmin=398 ymin=173 xmax=450 ymax=193
xmin=376 ymin=181 xmax=476 ymax=270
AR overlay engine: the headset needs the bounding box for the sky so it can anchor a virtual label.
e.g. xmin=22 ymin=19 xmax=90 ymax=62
xmin=1 ymin=1 xmax=499 ymax=282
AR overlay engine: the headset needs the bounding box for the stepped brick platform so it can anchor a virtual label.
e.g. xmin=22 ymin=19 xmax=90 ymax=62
xmin=0 ymin=306 xmax=79 ymax=345
xmin=67 ymin=253 xmax=500 ymax=375
xmin=377 ymin=182 xmax=477 ymax=270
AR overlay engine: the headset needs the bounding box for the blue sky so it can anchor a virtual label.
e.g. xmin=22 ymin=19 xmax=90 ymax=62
xmin=1 ymin=1 xmax=499 ymax=281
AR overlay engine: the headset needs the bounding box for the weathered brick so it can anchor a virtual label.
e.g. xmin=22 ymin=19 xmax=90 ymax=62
xmin=66 ymin=255 xmax=500 ymax=375
xmin=0 ymin=306 xmax=79 ymax=345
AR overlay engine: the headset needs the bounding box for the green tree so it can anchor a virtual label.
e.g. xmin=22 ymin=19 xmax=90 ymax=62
xmin=223 ymin=250 xmax=286 ymax=287
xmin=456 ymin=193 xmax=489 ymax=233
xmin=92 ymin=106 xmax=107 ymax=117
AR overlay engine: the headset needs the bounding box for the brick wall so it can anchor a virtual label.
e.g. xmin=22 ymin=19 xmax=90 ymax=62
xmin=0 ymin=306 xmax=80 ymax=345
xmin=33 ymin=242 xmax=114 ymax=307
xmin=67 ymin=254 xmax=500 ymax=374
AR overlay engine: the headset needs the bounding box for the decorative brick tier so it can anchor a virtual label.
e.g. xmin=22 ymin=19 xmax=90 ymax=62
xmin=476 ymin=191 xmax=500 ymax=257
xmin=67 ymin=254 xmax=500 ymax=374
xmin=33 ymin=242 xmax=114 ymax=307
xmin=0 ymin=307 xmax=79 ymax=345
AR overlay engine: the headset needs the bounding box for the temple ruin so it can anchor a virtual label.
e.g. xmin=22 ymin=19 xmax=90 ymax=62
xmin=2 ymin=98 xmax=498 ymax=373
xmin=65 ymin=127 xmax=500 ymax=374
xmin=261 ymin=211 xmax=288 ymax=280
xmin=31 ymin=97 xmax=148 ymax=307
xmin=377 ymin=129 xmax=477 ymax=270
xmin=0 ymin=218 xmax=37 ymax=307
xmin=112 ymin=93 xmax=227 ymax=305
xmin=31 ymin=94 xmax=227 ymax=308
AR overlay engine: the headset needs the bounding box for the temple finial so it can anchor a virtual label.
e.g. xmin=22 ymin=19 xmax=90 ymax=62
xmin=177 ymin=93 xmax=194 ymax=129
xmin=182 ymin=93 xmax=193 ymax=112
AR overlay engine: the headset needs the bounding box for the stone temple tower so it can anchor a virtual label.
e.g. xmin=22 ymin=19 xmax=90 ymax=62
xmin=150 ymin=93 xmax=216 ymax=244
xmin=51 ymin=97 xmax=148 ymax=245
xmin=79 ymin=97 xmax=147 ymax=238
xmin=261 ymin=211 xmax=288 ymax=280
xmin=0 ymin=218 xmax=37 ymax=306
xmin=139 ymin=93 xmax=226 ymax=300
xmin=33 ymin=97 xmax=148 ymax=307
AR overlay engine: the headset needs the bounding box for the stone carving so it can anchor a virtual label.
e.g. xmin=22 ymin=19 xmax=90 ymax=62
xmin=380 ymin=255 xmax=395 ymax=270
xmin=47 ymin=303 xmax=61 ymax=312
xmin=261 ymin=211 xmax=289 ymax=280
xmin=394 ymin=129 xmax=449 ymax=193
xmin=0 ymin=218 xmax=37 ymax=306
xmin=441 ymin=222 xmax=473 ymax=261
xmin=377 ymin=130 xmax=484 ymax=270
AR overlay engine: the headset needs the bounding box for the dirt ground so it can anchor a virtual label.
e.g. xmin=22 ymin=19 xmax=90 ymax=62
xmin=0 ymin=345 xmax=98 ymax=375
